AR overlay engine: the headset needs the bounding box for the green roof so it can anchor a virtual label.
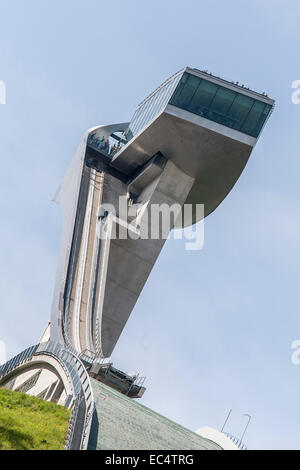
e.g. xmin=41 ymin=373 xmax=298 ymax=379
xmin=88 ymin=379 xmax=222 ymax=450
xmin=0 ymin=388 xmax=70 ymax=450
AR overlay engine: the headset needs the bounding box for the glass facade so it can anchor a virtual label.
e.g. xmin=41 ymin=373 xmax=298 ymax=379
xmin=125 ymin=70 xmax=272 ymax=141
xmin=124 ymin=71 xmax=183 ymax=140
xmin=169 ymin=72 xmax=272 ymax=138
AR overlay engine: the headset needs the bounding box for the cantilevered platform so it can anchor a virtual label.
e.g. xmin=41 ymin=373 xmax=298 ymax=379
xmin=49 ymin=67 xmax=274 ymax=358
xmin=0 ymin=67 xmax=274 ymax=451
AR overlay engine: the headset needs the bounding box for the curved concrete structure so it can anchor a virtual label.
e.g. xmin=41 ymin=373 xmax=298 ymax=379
xmin=49 ymin=67 xmax=274 ymax=358
xmin=196 ymin=426 xmax=239 ymax=450
xmin=0 ymin=340 xmax=94 ymax=450
xmin=111 ymin=104 xmax=255 ymax=223
xmin=0 ymin=67 xmax=274 ymax=450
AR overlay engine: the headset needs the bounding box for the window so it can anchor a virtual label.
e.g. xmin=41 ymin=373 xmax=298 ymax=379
xmin=188 ymin=79 xmax=218 ymax=114
xmin=125 ymin=71 xmax=272 ymax=141
xmin=241 ymin=102 xmax=272 ymax=136
xmin=169 ymin=72 xmax=271 ymax=138
xmin=226 ymin=94 xmax=254 ymax=130
xmin=210 ymin=87 xmax=237 ymax=115
xmin=240 ymin=100 xmax=265 ymax=135
xmin=172 ymin=74 xmax=199 ymax=109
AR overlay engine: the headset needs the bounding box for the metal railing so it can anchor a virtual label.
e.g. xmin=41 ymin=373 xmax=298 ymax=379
xmin=87 ymin=133 xmax=125 ymax=157
xmin=35 ymin=341 xmax=94 ymax=450
xmin=0 ymin=345 xmax=38 ymax=380
xmin=224 ymin=432 xmax=248 ymax=450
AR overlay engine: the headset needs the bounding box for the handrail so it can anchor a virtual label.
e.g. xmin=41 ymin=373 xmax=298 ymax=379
xmin=0 ymin=345 xmax=38 ymax=380
xmin=224 ymin=432 xmax=248 ymax=450
xmin=35 ymin=341 xmax=94 ymax=450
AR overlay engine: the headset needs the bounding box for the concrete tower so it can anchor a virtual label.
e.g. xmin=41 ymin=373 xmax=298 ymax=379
xmin=0 ymin=67 xmax=274 ymax=449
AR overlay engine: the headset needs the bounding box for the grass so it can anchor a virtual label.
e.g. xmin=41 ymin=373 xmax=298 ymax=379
xmin=0 ymin=388 xmax=71 ymax=450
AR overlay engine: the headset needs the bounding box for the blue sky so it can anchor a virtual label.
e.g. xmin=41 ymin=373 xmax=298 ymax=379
xmin=0 ymin=0 xmax=300 ymax=450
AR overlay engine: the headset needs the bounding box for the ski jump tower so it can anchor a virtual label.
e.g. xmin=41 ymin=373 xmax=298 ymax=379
xmin=0 ymin=67 xmax=274 ymax=450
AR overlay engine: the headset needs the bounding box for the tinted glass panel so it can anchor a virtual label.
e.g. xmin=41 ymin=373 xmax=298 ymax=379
xmin=240 ymin=100 xmax=266 ymax=135
xmin=126 ymin=71 xmax=272 ymax=141
xmin=169 ymin=72 xmax=272 ymax=137
xmin=170 ymin=72 xmax=188 ymax=104
xmin=188 ymin=79 xmax=218 ymax=111
xmin=227 ymin=94 xmax=254 ymax=130
xmin=173 ymin=74 xmax=199 ymax=109
xmin=252 ymin=104 xmax=272 ymax=136
xmin=210 ymin=87 xmax=236 ymax=115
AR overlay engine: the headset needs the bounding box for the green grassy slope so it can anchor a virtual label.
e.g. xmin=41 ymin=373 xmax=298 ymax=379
xmin=0 ymin=388 xmax=71 ymax=450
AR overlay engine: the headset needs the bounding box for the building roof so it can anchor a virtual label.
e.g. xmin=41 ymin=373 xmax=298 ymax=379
xmin=88 ymin=378 xmax=222 ymax=450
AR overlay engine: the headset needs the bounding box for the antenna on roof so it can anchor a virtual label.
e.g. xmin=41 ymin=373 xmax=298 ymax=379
xmin=221 ymin=408 xmax=232 ymax=432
